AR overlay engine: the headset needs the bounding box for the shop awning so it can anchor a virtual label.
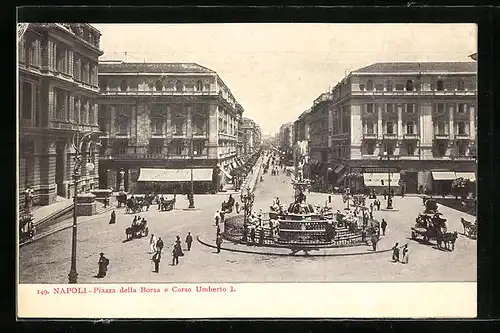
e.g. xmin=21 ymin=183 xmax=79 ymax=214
xmin=455 ymin=172 xmax=476 ymax=182
xmin=334 ymin=164 xmax=345 ymax=174
xmin=363 ymin=173 xmax=401 ymax=187
xmin=336 ymin=173 xmax=347 ymax=184
xmin=432 ymin=171 xmax=456 ymax=181
xmin=220 ymin=167 xmax=233 ymax=180
xmin=137 ymin=168 xmax=213 ymax=182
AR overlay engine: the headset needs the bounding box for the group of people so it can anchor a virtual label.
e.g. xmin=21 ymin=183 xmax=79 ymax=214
xmin=392 ymin=242 xmax=409 ymax=263
xmin=150 ymin=233 xmax=194 ymax=273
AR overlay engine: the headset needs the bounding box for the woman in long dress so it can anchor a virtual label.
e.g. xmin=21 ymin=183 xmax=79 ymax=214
xmin=401 ymin=244 xmax=409 ymax=264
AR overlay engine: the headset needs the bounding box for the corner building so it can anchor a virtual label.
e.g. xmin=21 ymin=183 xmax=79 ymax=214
xmin=97 ymin=61 xmax=243 ymax=194
xmin=18 ymin=23 xmax=103 ymax=208
xmin=329 ymin=62 xmax=477 ymax=194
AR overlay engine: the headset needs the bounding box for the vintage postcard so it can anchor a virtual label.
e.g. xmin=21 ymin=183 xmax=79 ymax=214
xmin=17 ymin=23 xmax=477 ymax=318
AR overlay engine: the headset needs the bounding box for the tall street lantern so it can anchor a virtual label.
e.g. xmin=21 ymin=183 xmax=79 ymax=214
xmin=381 ymin=151 xmax=394 ymax=210
xmin=119 ymin=169 xmax=125 ymax=192
xmin=240 ymin=186 xmax=254 ymax=242
xmin=189 ymin=146 xmax=197 ymax=209
xmin=68 ymin=131 xmax=99 ymax=284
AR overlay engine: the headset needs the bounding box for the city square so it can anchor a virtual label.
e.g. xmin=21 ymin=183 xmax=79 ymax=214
xmin=18 ymin=23 xmax=477 ymax=287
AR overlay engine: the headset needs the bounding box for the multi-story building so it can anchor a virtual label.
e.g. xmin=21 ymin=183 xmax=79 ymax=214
xmin=292 ymin=108 xmax=312 ymax=178
xmin=18 ymin=23 xmax=103 ymax=208
xmin=241 ymin=117 xmax=261 ymax=155
xmin=327 ymin=61 xmax=477 ymax=194
xmin=278 ymin=122 xmax=294 ymax=152
xmin=97 ymin=61 xmax=243 ymax=194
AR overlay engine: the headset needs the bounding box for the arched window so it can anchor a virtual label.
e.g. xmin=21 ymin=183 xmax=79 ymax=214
xmin=366 ymin=80 xmax=374 ymax=91
xmin=436 ymin=79 xmax=444 ymax=91
xmin=175 ymin=80 xmax=183 ymax=92
xmin=406 ymin=80 xmax=414 ymax=91
xmin=457 ymin=79 xmax=465 ymax=91
xmin=155 ymin=80 xmax=163 ymax=91
xmin=120 ymin=80 xmax=127 ymax=92
xmin=196 ymin=80 xmax=203 ymax=91
xmin=385 ymin=80 xmax=393 ymax=91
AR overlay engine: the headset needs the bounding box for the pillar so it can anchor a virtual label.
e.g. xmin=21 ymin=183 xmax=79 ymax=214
xmin=469 ymin=105 xmax=475 ymax=141
xmin=166 ymin=105 xmax=172 ymax=137
xmin=186 ymin=104 xmax=193 ymax=138
xmin=377 ymin=104 xmax=383 ymax=137
xmin=397 ymin=104 xmax=403 ymax=138
xmin=131 ymin=103 xmax=137 ymax=138
xmin=449 ymin=104 xmax=455 ymax=137
xmin=38 ymin=138 xmax=57 ymax=205
xmin=110 ymin=105 xmax=115 ymax=135
xmin=208 ymin=103 xmax=219 ymax=159
xmin=419 ymin=102 xmax=433 ymax=159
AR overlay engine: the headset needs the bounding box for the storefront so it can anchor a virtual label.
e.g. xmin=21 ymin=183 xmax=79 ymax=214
xmin=431 ymin=171 xmax=456 ymax=196
xmin=136 ymin=168 xmax=217 ymax=194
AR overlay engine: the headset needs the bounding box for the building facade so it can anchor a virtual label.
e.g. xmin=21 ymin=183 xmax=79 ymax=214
xmin=18 ymin=23 xmax=103 ymax=208
xmin=329 ymin=62 xmax=477 ymax=194
xmin=241 ymin=117 xmax=262 ymax=156
xmin=97 ymin=61 xmax=243 ymax=194
xmin=278 ymin=122 xmax=294 ymax=152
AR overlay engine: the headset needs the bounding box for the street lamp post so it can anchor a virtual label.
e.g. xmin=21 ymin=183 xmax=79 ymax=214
xmin=189 ymin=142 xmax=197 ymax=209
xmin=241 ymin=186 xmax=254 ymax=242
xmin=68 ymin=131 xmax=97 ymax=284
xmin=382 ymin=151 xmax=393 ymax=210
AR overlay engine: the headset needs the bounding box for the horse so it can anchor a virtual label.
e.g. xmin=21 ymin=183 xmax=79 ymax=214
xmin=436 ymin=230 xmax=458 ymax=251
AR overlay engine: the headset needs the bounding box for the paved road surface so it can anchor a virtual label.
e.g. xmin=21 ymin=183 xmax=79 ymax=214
xmin=19 ymin=171 xmax=476 ymax=283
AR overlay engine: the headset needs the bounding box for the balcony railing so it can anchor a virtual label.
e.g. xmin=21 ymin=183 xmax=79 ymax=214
xmin=403 ymin=133 xmax=419 ymax=140
xmin=101 ymin=153 xmax=208 ymax=160
xmin=100 ymin=90 xmax=218 ymax=96
xmin=363 ymin=133 xmax=378 ymax=139
xmin=352 ymin=90 xmax=476 ymax=97
xmin=455 ymin=133 xmax=470 ymax=140
xmin=151 ymin=133 xmax=166 ymax=139
xmin=383 ymin=133 xmax=398 ymax=139
xmin=434 ymin=132 xmax=450 ymax=139
xmin=115 ymin=133 xmax=130 ymax=139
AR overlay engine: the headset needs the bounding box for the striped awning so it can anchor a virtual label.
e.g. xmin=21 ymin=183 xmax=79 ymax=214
xmin=137 ymin=168 xmax=213 ymax=182
xmin=432 ymin=171 xmax=456 ymax=181
xmin=220 ymin=168 xmax=233 ymax=180
xmin=363 ymin=173 xmax=401 ymax=187
xmin=455 ymin=172 xmax=476 ymax=182
xmin=334 ymin=164 xmax=345 ymax=174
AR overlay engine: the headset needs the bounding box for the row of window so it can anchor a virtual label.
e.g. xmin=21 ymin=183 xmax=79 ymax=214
xmin=362 ymin=141 xmax=469 ymax=157
xmin=363 ymin=120 xmax=469 ymax=136
xmin=102 ymin=79 xmax=206 ymax=92
xmin=19 ymin=36 xmax=41 ymax=68
xmin=359 ymin=79 xmax=475 ymax=92
xmin=109 ymin=141 xmax=207 ymax=156
xmin=53 ymin=88 xmax=96 ymax=125
xmin=365 ymin=103 xmax=470 ymax=114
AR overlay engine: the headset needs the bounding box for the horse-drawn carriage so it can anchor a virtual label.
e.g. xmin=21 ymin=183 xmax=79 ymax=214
xmin=411 ymin=213 xmax=457 ymax=251
xmin=221 ymin=195 xmax=235 ymax=214
xmin=159 ymin=195 xmax=176 ymax=211
xmin=422 ymin=198 xmax=438 ymax=214
xmin=126 ymin=197 xmax=144 ymax=214
xmin=125 ymin=220 xmax=149 ymax=240
xmin=461 ymin=217 xmax=477 ymax=239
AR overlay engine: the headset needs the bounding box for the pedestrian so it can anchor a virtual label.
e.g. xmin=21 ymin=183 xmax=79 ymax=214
xmin=361 ymin=227 xmax=366 ymax=243
xmin=96 ymin=253 xmax=109 ymax=278
xmin=370 ymin=203 xmax=373 ymax=213
xmin=392 ymin=242 xmax=400 ymax=262
xmin=214 ymin=211 xmax=220 ymax=226
xmin=216 ymin=234 xmax=223 ymax=253
xmin=235 ymin=202 xmax=240 ymax=214
xmin=371 ymin=233 xmax=379 ymax=251
xmin=151 ymin=250 xmax=161 ymax=273
xmin=376 ymin=199 xmax=381 ymax=211
xmin=220 ymin=209 xmax=226 ymax=223
xmin=172 ymin=244 xmax=180 ymax=266
xmin=381 ymin=219 xmax=387 ymax=236
xmin=401 ymin=244 xmax=409 ymax=264
xmin=216 ymin=225 xmax=221 ymax=236
xmin=185 ymin=232 xmax=193 ymax=251
xmin=149 ymin=234 xmax=157 ymax=253
xmin=383 ymin=189 xmax=387 ymax=200
xmin=109 ymin=210 xmax=116 ymax=224
xmin=156 ymin=237 xmax=164 ymax=253
xmin=103 ymin=195 xmax=108 ymax=208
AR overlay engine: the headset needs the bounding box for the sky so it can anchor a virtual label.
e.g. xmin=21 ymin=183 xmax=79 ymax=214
xmin=93 ymin=23 xmax=477 ymax=135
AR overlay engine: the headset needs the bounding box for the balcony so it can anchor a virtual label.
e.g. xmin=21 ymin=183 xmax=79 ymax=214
xmin=363 ymin=133 xmax=378 ymax=140
xmin=382 ymin=133 xmax=398 ymax=140
xmin=100 ymin=89 xmax=219 ymax=97
xmin=352 ymin=89 xmax=476 ymax=98
xmin=151 ymin=133 xmax=166 ymax=139
xmin=434 ymin=132 xmax=450 ymax=140
xmin=172 ymin=132 xmax=186 ymax=139
xmin=101 ymin=153 xmax=208 ymax=161
xmin=455 ymin=133 xmax=470 ymax=140
xmin=403 ymin=133 xmax=420 ymax=140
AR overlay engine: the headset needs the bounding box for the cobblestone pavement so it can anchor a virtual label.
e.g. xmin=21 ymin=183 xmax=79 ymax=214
xmin=19 ymin=171 xmax=476 ymax=283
